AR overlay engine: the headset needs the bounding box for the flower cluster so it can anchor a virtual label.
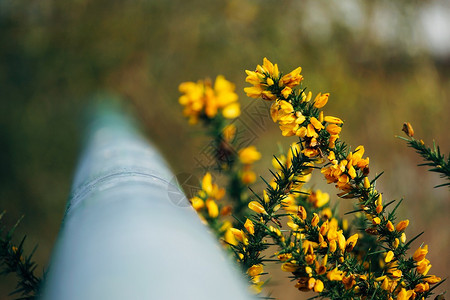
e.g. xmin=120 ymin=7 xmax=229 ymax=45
xmin=245 ymin=58 xmax=343 ymax=158
xmin=179 ymin=75 xmax=240 ymax=124
xmin=178 ymin=59 xmax=445 ymax=300
xmin=189 ymin=173 xmax=234 ymax=240
xmin=238 ymin=58 xmax=443 ymax=299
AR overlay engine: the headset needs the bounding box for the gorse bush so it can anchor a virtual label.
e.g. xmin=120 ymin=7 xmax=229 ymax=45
xmin=179 ymin=58 xmax=447 ymax=300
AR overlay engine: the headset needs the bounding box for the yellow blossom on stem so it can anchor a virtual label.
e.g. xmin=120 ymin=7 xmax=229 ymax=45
xmin=297 ymin=206 xmax=307 ymax=220
xmin=327 ymin=268 xmax=344 ymax=281
xmin=423 ymin=275 xmax=441 ymax=284
xmin=308 ymin=190 xmax=330 ymax=208
xmin=281 ymin=262 xmax=299 ymax=272
xmin=244 ymin=219 xmax=255 ymax=235
xmin=310 ymin=117 xmax=324 ymax=130
xmin=239 ymin=146 xmax=262 ymax=165
xmin=241 ymin=170 xmax=256 ymax=184
xmin=190 ymin=196 xmax=204 ymax=211
xmin=311 ymin=213 xmax=320 ymax=227
xmin=222 ymin=124 xmax=236 ymax=142
xmin=324 ymin=116 xmax=344 ymax=124
xmin=230 ymin=228 xmax=247 ymax=244
xmin=179 ymin=75 xmax=240 ymax=122
xmin=416 ymin=258 xmax=431 ymax=275
xmin=372 ymin=217 xmax=381 ymax=225
xmin=314 ymin=279 xmax=324 ymax=292
xmin=385 ymin=251 xmax=394 ymax=263
xmin=342 ymin=275 xmax=356 ymax=290
xmin=326 ymin=124 xmax=342 ymax=135
xmin=280 ymin=66 xmax=303 ymax=88
xmin=206 ymin=200 xmax=219 ymax=218
xmin=386 ymin=220 xmax=395 ymax=232
xmin=413 ymin=244 xmax=428 ymax=262
xmin=346 ymin=233 xmax=358 ymax=252
xmin=247 ymin=264 xmax=264 ymax=277
xmin=248 ymin=201 xmax=268 ymax=215
xmin=281 ymin=86 xmax=292 ymax=99
xmin=313 ymin=92 xmax=329 ymax=108
xmin=414 ymin=282 xmax=430 ymax=293
xmin=224 ymin=228 xmax=237 ymax=246
xmin=396 ymin=219 xmax=409 ymax=232
xmin=364 ymin=177 xmax=370 ymax=189
xmin=397 ymin=288 xmax=415 ymax=300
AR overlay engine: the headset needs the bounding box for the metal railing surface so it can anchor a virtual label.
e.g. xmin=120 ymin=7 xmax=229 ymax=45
xmin=41 ymin=97 xmax=254 ymax=300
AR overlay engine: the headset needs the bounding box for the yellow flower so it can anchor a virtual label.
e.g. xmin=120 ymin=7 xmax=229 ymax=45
xmin=206 ymin=200 xmax=219 ymax=218
xmin=346 ymin=233 xmax=358 ymax=252
xmin=322 ymin=207 xmax=332 ymax=219
xmin=244 ymin=58 xmax=280 ymax=101
xmin=247 ymin=264 xmax=264 ymax=277
xmin=222 ymin=124 xmax=236 ymax=142
xmin=324 ymin=116 xmax=343 ymax=124
xmin=280 ymin=66 xmax=303 ymax=88
xmin=342 ymin=275 xmax=356 ymax=290
xmin=311 ymin=213 xmax=320 ymax=227
xmin=313 ymin=92 xmax=329 ymax=108
xmin=389 ymin=268 xmax=402 ymax=278
xmin=248 ymin=201 xmax=268 ymax=215
xmin=372 ymin=217 xmax=381 ymax=225
xmin=224 ymin=228 xmax=237 ymax=245
xmin=239 ymin=146 xmax=262 ymax=164
xmin=413 ymin=244 xmax=428 ymax=262
xmin=222 ymin=102 xmax=240 ymax=118
xmin=190 ymin=196 xmax=204 ymax=211
xmin=202 ymin=172 xmax=213 ymax=195
xmin=308 ymin=190 xmax=330 ymax=208
xmin=244 ymin=219 xmax=255 ymax=235
xmin=230 ymin=228 xmax=247 ymax=244
xmin=329 ymin=239 xmax=337 ymax=253
xmin=400 ymin=232 xmax=406 ymax=243
xmin=396 ymin=219 xmax=409 ymax=232
xmin=423 ymin=275 xmax=441 ymax=284
xmin=326 ymin=124 xmax=342 ymax=135
xmin=386 ymin=220 xmax=395 ymax=232
xmin=310 ymin=117 xmax=324 ymax=130
xmin=281 ymin=86 xmax=292 ymax=99
xmin=327 ymin=268 xmax=344 ymax=281
xmin=337 ymin=230 xmax=346 ymax=252
xmin=402 ymin=122 xmax=414 ymax=137
xmin=245 ymin=70 xmax=265 ymax=86
xmin=385 ymin=250 xmax=394 ymax=263
xmin=277 ymin=253 xmax=292 ymax=262
xmin=259 ymin=57 xmax=280 ymax=78
xmin=414 ymin=282 xmax=429 ymax=293
xmin=363 ymin=177 xmax=370 ymax=189
xmin=302 ymin=91 xmax=312 ymax=102
xmin=270 ymin=100 xmax=294 ymax=122
xmin=416 ymin=258 xmax=431 ymax=275
xmin=314 ymin=279 xmax=324 ymax=292
xmin=241 ymin=170 xmax=256 ymax=184
xmin=281 ymin=262 xmax=299 ymax=272
xmin=297 ymin=205 xmax=307 ymax=220
xmin=381 ymin=278 xmax=390 ymax=291
xmin=244 ymin=85 xmax=264 ymax=99
xmin=179 ymin=76 xmax=239 ymax=122
xmin=397 ymin=288 xmax=415 ymax=300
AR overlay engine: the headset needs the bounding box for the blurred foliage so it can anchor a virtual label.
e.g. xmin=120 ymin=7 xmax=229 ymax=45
xmin=0 ymin=0 xmax=448 ymax=298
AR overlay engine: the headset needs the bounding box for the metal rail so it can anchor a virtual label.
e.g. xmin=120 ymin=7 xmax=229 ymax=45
xmin=41 ymin=96 xmax=253 ymax=300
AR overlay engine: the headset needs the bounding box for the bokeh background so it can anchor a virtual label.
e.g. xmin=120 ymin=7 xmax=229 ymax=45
xmin=0 ymin=0 xmax=449 ymax=298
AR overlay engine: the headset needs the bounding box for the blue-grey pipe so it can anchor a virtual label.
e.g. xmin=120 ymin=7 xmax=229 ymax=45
xmin=41 ymin=97 xmax=254 ymax=300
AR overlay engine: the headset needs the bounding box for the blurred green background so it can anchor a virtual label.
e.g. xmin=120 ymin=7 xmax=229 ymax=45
xmin=1 ymin=0 xmax=449 ymax=298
